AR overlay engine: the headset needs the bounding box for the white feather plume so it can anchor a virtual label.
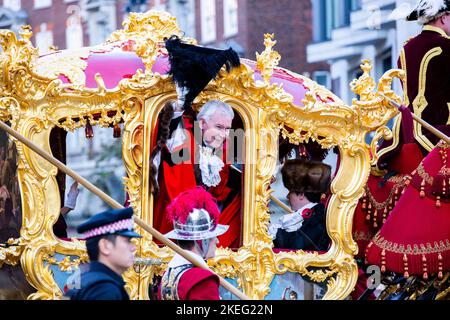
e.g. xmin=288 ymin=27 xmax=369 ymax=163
xmin=414 ymin=0 xmax=447 ymax=24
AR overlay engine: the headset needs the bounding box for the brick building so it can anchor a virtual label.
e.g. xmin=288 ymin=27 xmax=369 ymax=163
xmin=192 ymin=0 xmax=329 ymax=82
xmin=0 ymin=0 xmax=329 ymax=83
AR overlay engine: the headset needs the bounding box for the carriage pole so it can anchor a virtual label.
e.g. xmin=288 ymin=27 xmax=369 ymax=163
xmin=0 ymin=121 xmax=250 ymax=300
xmin=380 ymin=94 xmax=450 ymax=144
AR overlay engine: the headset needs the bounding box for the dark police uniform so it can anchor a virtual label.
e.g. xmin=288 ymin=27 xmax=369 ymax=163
xmin=67 ymin=262 xmax=129 ymax=300
xmin=65 ymin=207 xmax=141 ymax=300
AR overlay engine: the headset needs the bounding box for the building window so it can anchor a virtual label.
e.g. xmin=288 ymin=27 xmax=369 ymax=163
xmin=66 ymin=7 xmax=83 ymax=49
xmin=312 ymin=0 xmax=334 ymax=42
xmin=351 ymin=0 xmax=362 ymax=11
xmin=34 ymin=0 xmax=52 ymax=9
xmin=201 ymin=0 xmax=216 ymax=43
xmin=331 ymin=77 xmax=341 ymax=99
xmin=314 ymin=71 xmax=331 ymax=89
xmin=3 ymin=0 xmax=21 ymax=11
xmin=223 ymin=0 xmax=238 ymax=37
xmin=35 ymin=23 xmax=54 ymax=54
xmin=313 ymin=0 xmax=356 ymax=42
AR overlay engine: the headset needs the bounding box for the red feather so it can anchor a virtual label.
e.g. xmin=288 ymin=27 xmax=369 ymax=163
xmin=166 ymin=187 xmax=220 ymax=224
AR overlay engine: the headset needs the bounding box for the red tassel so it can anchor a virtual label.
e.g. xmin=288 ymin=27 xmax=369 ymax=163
xmin=381 ymin=249 xmax=386 ymax=273
xmin=420 ymin=179 xmax=426 ymax=198
xmin=113 ymin=124 xmax=121 ymax=138
xmin=362 ymin=192 xmax=367 ymax=210
xmin=422 ymin=255 xmax=428 ymax=280
xmin=438 ymin=253 xmax=443 ymax=279
xmin=85 ymin=122 xmax=94 ymax=139
xmin=403 ymin=254 xmax=409 ymax=278
xmin=373 ymin=209 xmax=378 ymax=228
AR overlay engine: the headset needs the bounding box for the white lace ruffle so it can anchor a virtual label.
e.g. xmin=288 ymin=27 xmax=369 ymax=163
xmin=198 ymin=145 xmax=224 ymax=187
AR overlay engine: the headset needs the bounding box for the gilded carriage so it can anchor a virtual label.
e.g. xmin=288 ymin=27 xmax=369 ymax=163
xmin=0 ymin=11 xmax=404 ymax=300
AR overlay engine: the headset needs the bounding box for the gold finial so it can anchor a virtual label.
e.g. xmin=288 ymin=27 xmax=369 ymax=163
xmin=19 ymin=25 xmax=33 ymax=40
xmin=107 ymin=10 xmax=195 ymax=72
xmin=48 ymin=45 xmax=59 ymax=52
xmin=350 ymin=59 xmax=376 ymax=101
xmin=256 ymin=33 xmax=281 ymax=84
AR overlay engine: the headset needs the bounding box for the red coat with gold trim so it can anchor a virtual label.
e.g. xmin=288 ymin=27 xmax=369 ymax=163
xmin=157 ymin=267 xmax=220 ymax=300
xmin=399 ymin=25 xmax=450 ymax=150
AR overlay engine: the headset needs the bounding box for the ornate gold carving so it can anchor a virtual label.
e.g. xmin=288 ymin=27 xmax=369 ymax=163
xmin=108 ymin=10 xmax=195 ymax=73
xmin=256 ymin=33 xmax=281 ymax=84
xmin=0 ymin=12 xmax=403 ymax=300
xmin=0 ymin=239 xmax=23 ymax=267
xmin=43 ymin=254 xmax=88 ymax=272
xmin=33 ymin=48 xmax=90 ymax=85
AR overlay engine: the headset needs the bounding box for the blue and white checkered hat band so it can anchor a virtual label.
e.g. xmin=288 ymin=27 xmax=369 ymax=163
xmin=82 ymin=218 xmax=134 ymax=239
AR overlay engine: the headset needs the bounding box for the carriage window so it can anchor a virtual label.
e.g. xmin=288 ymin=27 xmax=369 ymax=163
xmin=150 ymin=101 xmax=244 ymax=249
xmin=0 ymin=126 xmax=21 ymax=244
xmin=269 ymin=135 xmax=339 ymax=253
xmin=50 ymin=124 xmax=126 ymax=239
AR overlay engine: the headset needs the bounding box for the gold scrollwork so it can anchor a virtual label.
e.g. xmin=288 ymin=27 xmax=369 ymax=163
xmin=256 ymin=33 xmax=281 ymax=84
xmin=0 ymin=12 xmax=403 ymax=300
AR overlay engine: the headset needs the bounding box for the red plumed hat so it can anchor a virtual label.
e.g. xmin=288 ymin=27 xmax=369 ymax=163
xmin=365 ymin=142 xmax=450 ymax=280
xmin=165 ymin=187 xmax=229 ymax=240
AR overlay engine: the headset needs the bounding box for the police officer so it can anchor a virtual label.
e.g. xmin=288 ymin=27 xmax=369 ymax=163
xmin=66 ymin=207 xmax=141 ymax=300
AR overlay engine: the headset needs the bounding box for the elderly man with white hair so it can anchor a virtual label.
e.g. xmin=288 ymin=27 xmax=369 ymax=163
xmin=151 ymin=99 xmax=242 ymax=248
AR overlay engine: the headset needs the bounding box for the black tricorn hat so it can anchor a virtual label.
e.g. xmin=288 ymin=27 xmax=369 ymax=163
xmin=281 ymin=159 xmax=332 ymax=194
xmin=407 ymin=0 xmax=450 ymax=21
xmin=165 ymin=35 xmax=241 ymax=110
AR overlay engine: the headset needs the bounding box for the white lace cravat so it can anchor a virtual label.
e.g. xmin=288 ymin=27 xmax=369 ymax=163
xmin=198 ymin=145 xmax=224 ymax=187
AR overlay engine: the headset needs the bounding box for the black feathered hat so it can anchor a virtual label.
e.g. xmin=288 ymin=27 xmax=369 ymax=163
xmin=164 ymin=35 xmax=241 ymax=110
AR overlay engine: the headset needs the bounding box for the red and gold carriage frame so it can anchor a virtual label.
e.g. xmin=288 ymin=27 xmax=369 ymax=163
xmin=0 ymin=11 xmax=404 ymax=299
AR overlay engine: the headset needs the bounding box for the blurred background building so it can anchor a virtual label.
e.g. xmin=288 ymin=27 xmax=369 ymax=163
xmin=307 ymin=0 xmax=420 ymax=103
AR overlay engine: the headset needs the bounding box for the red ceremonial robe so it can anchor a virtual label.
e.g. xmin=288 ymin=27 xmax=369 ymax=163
xmin=153 ymin=115 xmax=242 ymax=248
xmin=157 ymin=267 xmax=220 ymax=300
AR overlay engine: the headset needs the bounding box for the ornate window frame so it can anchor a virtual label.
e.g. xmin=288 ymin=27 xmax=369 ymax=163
xmin=0 ymin=11 xmax=404 ymax=300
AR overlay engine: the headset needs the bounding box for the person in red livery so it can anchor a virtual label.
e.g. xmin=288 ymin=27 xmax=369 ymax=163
xmin=351 ymin=0 xmax=450 ymax=298
xmin=366 ymin=141 xmax=449 ymax=287
xmin=399 ymin=0 xmax=450 ymax=152
xmin=150 ymin=36 xmax=242 ymax=248
xmin=158 ymin=187 xmax=229 ymax=300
